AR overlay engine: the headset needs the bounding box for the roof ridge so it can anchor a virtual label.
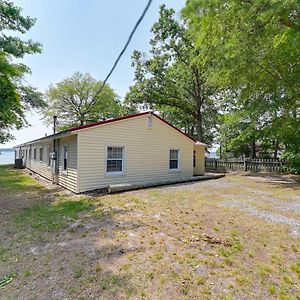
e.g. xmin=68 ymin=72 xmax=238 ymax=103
xmin=15 ymin=111 xmax=198 ymax=147
xmin=70 ymin=111 xmax=149 ymax=132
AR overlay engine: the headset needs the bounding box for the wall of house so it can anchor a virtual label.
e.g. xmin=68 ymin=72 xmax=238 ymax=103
xmin=15 ymin=135 xmax=78 ymax=193
xmin=193 ymin=145 xmax=205 ymax=175
xmin=77 ymin=114 xmax=195 ymax=192
xmin=16 ymin=141 xmax=53 ymax=181
xmin=56 ymin=135 xmax=78 ymax=193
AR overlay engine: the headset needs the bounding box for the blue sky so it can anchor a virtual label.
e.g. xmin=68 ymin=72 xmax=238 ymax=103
xmin=4 ymin=0 xmax=185 ymax=147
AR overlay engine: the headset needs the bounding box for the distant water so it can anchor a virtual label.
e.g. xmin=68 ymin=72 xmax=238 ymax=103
xmin=0 ymin=151 xmax=15 ymax=165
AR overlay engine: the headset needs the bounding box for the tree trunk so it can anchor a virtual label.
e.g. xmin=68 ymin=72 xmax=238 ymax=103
xmin=195 ymin=114 xmax=204 ymax=142
xmin=190 ymin=125 xmax=195 ymax=137
xmin=79 ymin=113 xmax=85 ymax=125
xmin=273 ymin=141 xmax=279 ymax=158
xmin=250 ymin=139 xmax=256 ymax=158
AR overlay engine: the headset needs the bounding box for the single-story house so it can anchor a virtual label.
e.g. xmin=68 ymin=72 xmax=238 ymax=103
xmin=14 ymin=111 xmax=206 ymax=193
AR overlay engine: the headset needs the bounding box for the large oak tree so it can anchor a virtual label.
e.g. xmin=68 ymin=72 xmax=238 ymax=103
xmin=184 ymin=0 xmax=300 ymax=163
xmin=125 ymin=5 xmax=218 ymax=143
xmin=43 ymin=72 xmax=122 ymax=131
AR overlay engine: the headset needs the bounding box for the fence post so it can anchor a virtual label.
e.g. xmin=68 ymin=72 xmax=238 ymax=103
xmin=214 ymin=159 xmax=217 ymax=170
xmin=244 ymin=159 xmax=248 ymax=171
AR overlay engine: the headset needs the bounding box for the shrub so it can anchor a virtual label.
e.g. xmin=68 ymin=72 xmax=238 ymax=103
xmin=280 ymin=151 xmax=300 ymax=174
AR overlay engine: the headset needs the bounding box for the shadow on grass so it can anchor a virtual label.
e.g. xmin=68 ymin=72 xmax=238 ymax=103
xmin=242 ymin=172 xmax=300 ymax=191
xmin=15 ymin=198 xmax=94 ymax=232
xmin=16 ymin=201 xmax=142 ymax=298
xmin=1 ymin=165 xmax=144 ymax=298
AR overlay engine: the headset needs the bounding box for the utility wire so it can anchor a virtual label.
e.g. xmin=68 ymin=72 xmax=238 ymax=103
xmin=89 ymin=0 xmax=153 ymax=108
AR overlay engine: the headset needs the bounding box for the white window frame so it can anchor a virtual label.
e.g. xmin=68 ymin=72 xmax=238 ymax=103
xmin=62 ymin=145 xmax=68 ymax=175
xmin=105 ymin=145 xmax=125 ymax=176
xmin=169 ymin=149 xmax=181 ymax=172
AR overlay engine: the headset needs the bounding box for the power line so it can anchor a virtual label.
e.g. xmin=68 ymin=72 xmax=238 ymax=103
xmin=90 ymin=0 xmax=153 ymax=105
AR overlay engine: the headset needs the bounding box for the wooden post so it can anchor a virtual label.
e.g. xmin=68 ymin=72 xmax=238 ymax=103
xmin=244 ymin=159 xmax=247 ymax=171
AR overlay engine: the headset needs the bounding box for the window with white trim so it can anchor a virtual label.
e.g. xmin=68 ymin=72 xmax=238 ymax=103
xmin=169 ymin=149 xmax=179 ymax=170
xmin=63 ymin=145 xmax=68 ymax=171
xmin=106 ymin=146 xmax=124 ymax=173
xmin=33 ymin=148 xmax=37 ymax=160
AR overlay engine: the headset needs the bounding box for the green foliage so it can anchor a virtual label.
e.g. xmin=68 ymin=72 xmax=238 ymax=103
xmin=0 ymin=0 xmax=44 ymax=143
xmin=281 ymin=151 xmax=300 ymax=174
xmin=125 ymin=5 xmax=218 ymax=143
xmin=184 ymin=0 xmax=300 ymax=157
xmin=291 ymin=262 xmax=300 ymax=279
xmin=0 ymin=272 xmax=17 ymax=288
xmin=43 ymin=72 xmax=123 ymax=130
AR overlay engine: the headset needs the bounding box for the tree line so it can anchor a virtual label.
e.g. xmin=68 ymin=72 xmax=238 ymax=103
xmin=1 ymin=1 xmax=299 ymax=172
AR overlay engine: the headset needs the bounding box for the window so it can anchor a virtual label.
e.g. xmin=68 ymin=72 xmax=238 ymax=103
xmin=33 ymin=148 xmax=37 ymax=160
xmin=29 ymin=149 xmax=31 ymax=160
xmin=193 ymin=150 xmax=196 ymax=168
xmin=39 ymin=147 xmax=43 ymax=162
xmin=106 ymin=146 xmax=124 ymax=174
xmin=47 ymin=147 xmax=51 ymax=166
xmin=63 ymin=145 xmax=68 ymax=171
xmin=169 ymin=149 xmax=179 ymax=170
xmin=25 ymin=149 xmax=28 ymax=160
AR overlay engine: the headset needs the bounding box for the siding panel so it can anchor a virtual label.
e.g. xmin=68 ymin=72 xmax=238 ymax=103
xmin=77 ymin=114 xmax=194 ymax=192
xmin=57 ymin=135 xmax=78 ymax=192
xmin=15 ymin=135 xmax=78 ymax=193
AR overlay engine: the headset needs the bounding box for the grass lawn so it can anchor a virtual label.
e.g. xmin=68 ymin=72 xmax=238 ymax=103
xmin=0 ymin=165 xmax=300 ymax=299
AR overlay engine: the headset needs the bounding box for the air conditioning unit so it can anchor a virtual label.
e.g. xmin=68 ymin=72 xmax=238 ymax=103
xmin=15 ymin=158 xmax=24 ymax=169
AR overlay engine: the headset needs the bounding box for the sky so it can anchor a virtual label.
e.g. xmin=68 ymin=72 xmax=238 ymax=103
xmin=4 ymin=0 xmax=186 ymax=148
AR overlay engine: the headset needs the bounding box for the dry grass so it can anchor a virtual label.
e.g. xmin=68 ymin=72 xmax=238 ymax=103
xmin=0 ymin=166 xmax=299 ymax=299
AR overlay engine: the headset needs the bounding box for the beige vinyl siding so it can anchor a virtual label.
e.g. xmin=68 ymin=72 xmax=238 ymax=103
xmin=193 ymin=145 xmax=205 ymax=175
xmin=77 ymin=114 xmax=194 ymax=192
xmin=18 ymin=141 xmax=52 ymax=181
xmin=15 ymin=135 xmax=78 ymax=193
xmin=56 ymin=135 xmax=78 ymax=193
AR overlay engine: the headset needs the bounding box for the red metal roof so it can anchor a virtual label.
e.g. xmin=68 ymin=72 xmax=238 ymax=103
xmin=70 ymin=111 xmax=196 ymax=142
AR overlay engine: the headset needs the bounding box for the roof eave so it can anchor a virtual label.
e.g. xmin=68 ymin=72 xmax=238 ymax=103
xmin=14 ymin=130 xmax=74 ymax=148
